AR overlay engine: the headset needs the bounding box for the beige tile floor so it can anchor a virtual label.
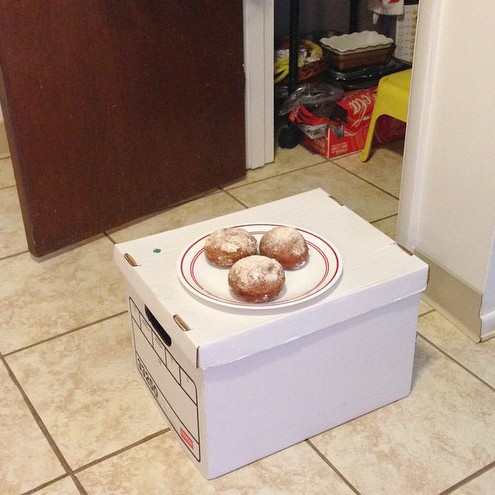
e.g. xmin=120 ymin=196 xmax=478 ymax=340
xmin=1 ymin=142 xmax=495 ymax=495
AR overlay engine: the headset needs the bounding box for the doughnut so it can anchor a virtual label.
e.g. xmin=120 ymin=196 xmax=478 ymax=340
xmin=228 ymin=255 xmax=285 ymax=303
xmin=259 ymin=226 xmax=309 ymax=269
xmin=204 ymin=227 xmax=257 ymax=267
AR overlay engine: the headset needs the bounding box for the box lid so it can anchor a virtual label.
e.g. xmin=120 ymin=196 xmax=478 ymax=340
xmin=115 ymin=189 xmax=428 ymax=369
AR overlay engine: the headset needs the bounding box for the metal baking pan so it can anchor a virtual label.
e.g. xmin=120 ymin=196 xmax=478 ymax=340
xmin=325 ymin=58 xmax=412 ymax=90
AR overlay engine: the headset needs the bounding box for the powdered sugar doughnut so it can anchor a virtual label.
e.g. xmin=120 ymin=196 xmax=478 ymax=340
xmin=259 ymin=226 xmax=309 ymax=269
xmin=228 ymin=255 xmax=285 ymax=303
xmin=204 ymin=227 xmax=257 ymax=267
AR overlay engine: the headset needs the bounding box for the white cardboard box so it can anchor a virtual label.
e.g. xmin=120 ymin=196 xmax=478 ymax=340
xmin=114 ymin=189 xmax=428 ymax=479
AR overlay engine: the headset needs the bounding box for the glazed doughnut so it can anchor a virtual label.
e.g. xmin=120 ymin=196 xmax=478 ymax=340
xmin=228 ymin=255 xmax=285 ymax=303
xmin=204 ymin=227 xmax=257 ymax=267
xmin=259 ymin=226 xmax=309 ymax=269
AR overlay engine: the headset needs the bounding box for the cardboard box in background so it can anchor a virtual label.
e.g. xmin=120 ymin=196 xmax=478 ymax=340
xmin=301 ymin=86 xmax=406 ymax=159
xmin=115 ymin=189 xmax=428 ymax=479
xmin=395 ymin=2 xmax=420 ymax=64
xmin=302 ymin=118 xmax=366 ymax=159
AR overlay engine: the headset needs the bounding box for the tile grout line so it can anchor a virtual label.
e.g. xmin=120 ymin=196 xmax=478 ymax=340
xmin=438 ymin=459 xmax=495 ymax=494
xmin=0 ymin=353 xmax=89 ymax=495
xmin=20 ymin=474 xmax=72 ymax=495
xmin=0 ymin=249 xmax=30 ymax=262
xmin=417 ymin=309 xmax=494 ymax=495
xmin=104 ymin=231 xmax=117 ymax=245
xmin=417 ymin=332 xmax=495 ymax=393
xmin=370 ymin=212 xmax=398 ymax=225
xmin=3 ymin=311 xmax=128 ymax=358
xmin=224 ymin=156 xmax=400 ymax=205
xmin=0 ymin=183 xmax=17 ymax=192
xmin=220 ymin=188 xmax=251 ymax=209
xmin=331 ymin=160 xmax=400 ymax=201
xmin=418 ymin=307 xmax=436 ymax=318
xmin=223 ymin=161 xmax=326 ymax=193
xmin=72 ymin=428 xmax=170 ymax=475
xmin=306 ymin=439 xmax=361 ymax=494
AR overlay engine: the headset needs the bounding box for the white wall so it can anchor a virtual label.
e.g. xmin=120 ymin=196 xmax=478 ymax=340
xmin=398 ymin=0 xmax=495 ymax=339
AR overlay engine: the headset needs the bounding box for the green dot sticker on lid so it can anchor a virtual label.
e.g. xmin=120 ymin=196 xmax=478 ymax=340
xmin=153 ymin=248 xmax=161 ymax=253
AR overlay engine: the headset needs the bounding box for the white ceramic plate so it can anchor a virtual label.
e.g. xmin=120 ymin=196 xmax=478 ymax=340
xmin=177 ymin=224 xmax=343 ymax=310
xmin=320 ymin=31 xmax=394 ymax=54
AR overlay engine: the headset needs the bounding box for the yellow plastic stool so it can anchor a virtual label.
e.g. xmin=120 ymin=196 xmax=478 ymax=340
xmin=360 ymin=69 xmax=412 ymax=162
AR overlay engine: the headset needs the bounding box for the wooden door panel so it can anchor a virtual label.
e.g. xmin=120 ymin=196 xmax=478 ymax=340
xmin=0 ymin=1 xmax=245 ymax=256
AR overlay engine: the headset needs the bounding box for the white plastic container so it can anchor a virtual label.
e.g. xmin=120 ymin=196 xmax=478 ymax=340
xmin=320 ymin=30 xmax=394 ymax=54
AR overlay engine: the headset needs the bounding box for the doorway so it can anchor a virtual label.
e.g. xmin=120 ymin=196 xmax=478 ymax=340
xmin=270 ymin=0 xmax=420 ymax=243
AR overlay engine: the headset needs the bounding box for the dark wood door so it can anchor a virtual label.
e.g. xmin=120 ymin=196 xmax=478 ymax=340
xmin=0 ymin=1 xmax=246 ymax=257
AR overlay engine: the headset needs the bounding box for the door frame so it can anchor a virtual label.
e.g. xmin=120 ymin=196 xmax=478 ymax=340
xmin=243 ymin=0 xmax=274 ymax=169
xmin=396 ymin=0 xmax=442 ymax=250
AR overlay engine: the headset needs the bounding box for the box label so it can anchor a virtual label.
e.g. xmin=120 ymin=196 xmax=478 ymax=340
xmin=129 ymin=297 xmax=201 ymax=461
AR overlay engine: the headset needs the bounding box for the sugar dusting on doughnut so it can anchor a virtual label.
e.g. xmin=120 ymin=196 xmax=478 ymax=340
xmin=259 ymin=226 xmax=309 ymax=269
xmin=204 ymin=227 xmax=257 ymax=267
xmin=228 ymin=255 xmax=285 ymax=303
